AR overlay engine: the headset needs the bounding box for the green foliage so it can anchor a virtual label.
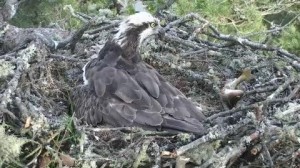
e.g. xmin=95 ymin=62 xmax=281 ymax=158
xmin=8 ymin=0 xmax=300 ymax=54
xmin=78 ymin=0 xmax=111 ymax=13
xmin=171 ymin=0 xmax=300 ymax=54
xmin=11 ymin=0 xmax=80 ymax=28
xmin=145 ymin=0 xmax=166 ymax=13
xmin=62 ymin=115 xmax=81 ymax=144
xmin=172 ymin=0 xmax=267 ymax=40
xmin=10 ymin=0 xmax=108 ymax=29
xmin=125 ymin=3 xmax=136 ymax=15
xmin=278 ymin=25 xmax=300 ymax=55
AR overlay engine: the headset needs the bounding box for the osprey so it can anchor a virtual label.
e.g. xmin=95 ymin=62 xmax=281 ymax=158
xmin=72 ymin=12 xmax=207 ymax=134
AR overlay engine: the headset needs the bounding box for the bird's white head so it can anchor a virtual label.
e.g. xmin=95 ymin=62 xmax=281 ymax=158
xmin=114 ymin=12 xmax=162 ymax=48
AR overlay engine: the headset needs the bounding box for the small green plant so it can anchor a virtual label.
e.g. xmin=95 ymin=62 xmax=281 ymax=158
xmin=10 ymin=0 xmax=108 ymax=29
xmin=277 ymin=24 xmax=300 ymax=55
xmin=170 ymin=0 xmax=299 ymax=54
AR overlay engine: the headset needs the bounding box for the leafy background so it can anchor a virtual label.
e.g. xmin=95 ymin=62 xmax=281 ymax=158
xmin=10 ymin=0 xmax=300 ymax=55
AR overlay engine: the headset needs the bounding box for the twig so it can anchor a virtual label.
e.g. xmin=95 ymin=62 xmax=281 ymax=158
xmin=0 ymin=52 xmax=16 ymax=61
xmin=267 ymin=76 xmax=294 ymax=100
xmin=1 ymin=0 xmax=20 ymax=21
xmin=0 ymin=106 xmax=17 ymax=120
xmin=179 ymin=49 xmax=207 ymax=57
xmin=206 ymin=104 xmax=257 ymax=121
xmin=63 ymin=5 xmax=89 ymax=23
xmin=164 ymin=13 xmax=196 ymax=31
xmin=176 ymin=118 xmax=252 ymax=156
xmin=49 ymin=54 xmax=86 ymax=62
xmin=55 ymin=22 xmax=91 ymax=51
xmin=176 ymin=13 xmax=300 ymax=62
xmin=254 ymin=78 xmax=283 ymax=88
xmin=164 ymin=34 xmax=202 ymax=50
xmin=275 ymin=104 xmax=300 ymax=119
xmin=133 ymin=139 xmax=152 ymax=168
xmin=83 ymin=126 xmax=142 ymax=132
xmin=152 ymin=53 xmax=205 ymax=81
xmin=75 ymin=11 xmax=93 ymax=20
xmin=253 ymin=104 xmax=263 ymax=122
xmin=292 ymin=148 xmax=300 ymax=158
xmin=207 ymin=97 xmax=292 ymax=121
xmin=151 ymin=142 xmax=161 ymax=168
xmin=224 ymin=131 xmax=261 ymax=168
xmin=0 ymin=58 xmax=26 ymax=106
xmin=85 ymin=21 xmax=119 ymax=35
xmin=24 ymin=140 xmax=43 ymax=166
xmin=245 ymin=85 xmax=278 ymax=96
xmin=176 ymin=131 xmax=222 ymax=156
xmin=14 ymin=96 xmax=29 ymax=117
xmin=287 ymin=84 xmax=300 ymax=99
xmin=175 ymin=156 xmax=190 ymax=168
xmin=0 ymin=43 xmax=38 ymax=123
xmin=251 ymin=144 xmax=263 ymax=155
xmin=262 ymin=141 xmax=274 ymax=168
xmin=206 ymin=29 xmax=300 ymax=62
xmin=244 ymin=13 xmax=300 ymax=39
xmin=155 ymin=0 xmax=176 ymax=15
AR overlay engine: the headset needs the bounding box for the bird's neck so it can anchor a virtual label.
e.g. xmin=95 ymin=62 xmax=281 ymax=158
xmin=113 ymin=34 xmax=142 ymax=62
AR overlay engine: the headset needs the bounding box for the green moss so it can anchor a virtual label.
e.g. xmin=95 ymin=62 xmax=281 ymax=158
xmin=0 ymin=125 xmax=29 ymax=167
xmin=277 ymin=25 xmax=300 ymax=55
xmin=172 ymin=0 xmax=263 ymax=35
xmin=60 ymin=116 xmax=81 ymax=144
xmin=171 ymin=0 xmax=299 ymax=54
xmin=10 ymin=0 xmax=108 ymax=29
xmin=126 ymin=3 xmax=136 ymax=15
xmin=145 ymin=0 xmax=166 ymax=13
xmin=7 ymin=0 xmax=300 ymax=55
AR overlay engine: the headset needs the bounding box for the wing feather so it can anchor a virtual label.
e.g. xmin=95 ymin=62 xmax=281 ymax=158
xmin=74 ymin=40 xmax=207 ymax=134
xmin=114 ymin=85 xmax=142 ymax=103
xmin=163 ymin=115 xmax=206 ymax=134
xmin=135 ymin=72 xmax=160 ymax=98
xmin=135 ymin=110 xmax=163 ymax=126
xmin=93 ymin=79 xmax=106 ymax=97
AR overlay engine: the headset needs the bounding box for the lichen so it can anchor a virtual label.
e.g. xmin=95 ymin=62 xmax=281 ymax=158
xmin=17 ymin=43 xmax=37 ymax=68
xmin=274 ymin=102 xmax=300 ymax=121
xmin=0 ymin=60 xmax=15 ymax=78
xmin=0 ymin=125 xmax=29 ymax=167
xmin=184 ymin=140 xmax=221 ymax=165
xmin=0 ymin=24 xmax=10 ymax=38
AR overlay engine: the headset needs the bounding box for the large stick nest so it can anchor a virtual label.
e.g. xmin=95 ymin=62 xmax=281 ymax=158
xmin=0 ymin=8 xmax=299 ymax=168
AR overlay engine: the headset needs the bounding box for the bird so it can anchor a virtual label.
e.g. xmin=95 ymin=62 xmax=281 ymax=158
xmin=72 ymin=12 xmax=207 ymax=135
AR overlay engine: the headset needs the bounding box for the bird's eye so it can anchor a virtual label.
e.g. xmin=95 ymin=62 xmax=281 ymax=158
xmin=149 ymin=22 xmax=157 ymax=28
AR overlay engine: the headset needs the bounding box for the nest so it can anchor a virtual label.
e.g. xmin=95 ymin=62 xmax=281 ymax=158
xmin=0 ymin=9 xmax=299 ymax=168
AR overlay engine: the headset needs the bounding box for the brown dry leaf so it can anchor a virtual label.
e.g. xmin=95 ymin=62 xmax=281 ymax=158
xmin=60 ymin=153 xmax=75 ymax=167
xmin=38 ymin=153 xmax=51 ymax=168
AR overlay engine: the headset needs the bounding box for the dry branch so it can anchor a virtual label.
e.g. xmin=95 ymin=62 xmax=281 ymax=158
xmin=0 ymin=9 xmax=299 ymax=168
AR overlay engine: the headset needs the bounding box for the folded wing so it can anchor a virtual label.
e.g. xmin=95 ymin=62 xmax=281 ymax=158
xmin=73 ymin=42 xmax=206 ymax=134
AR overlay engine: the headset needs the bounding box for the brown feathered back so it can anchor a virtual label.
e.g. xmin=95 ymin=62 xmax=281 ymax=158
xmin=72 ymin=40 xmax=207 ymax=134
